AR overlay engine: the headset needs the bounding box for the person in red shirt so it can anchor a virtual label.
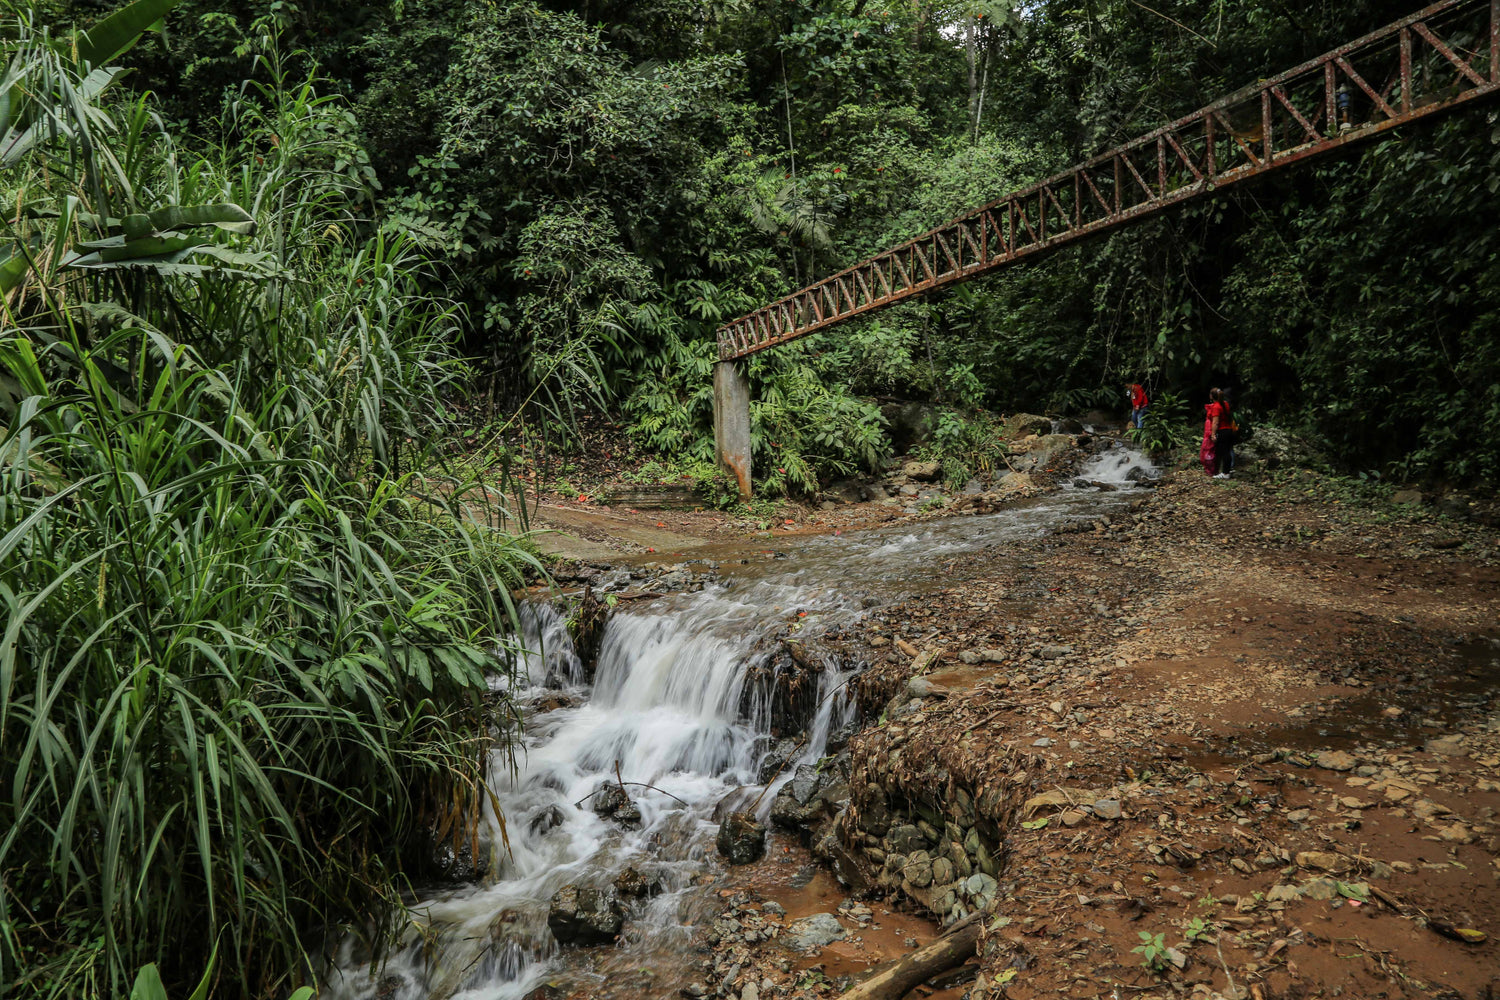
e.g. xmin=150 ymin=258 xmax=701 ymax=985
xmin=1201 ymin=388 xmax=1223 ymax=476
xmin=1127 ymin=383 xmax=1149 ymax=429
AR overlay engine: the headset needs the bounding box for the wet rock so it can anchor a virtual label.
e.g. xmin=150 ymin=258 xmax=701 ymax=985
xmin=569 ymin=585 xmax=610 ymax=682
xmin=614 ymin=866 xmax=658 ymax=897
xmin=825 ymin=719 xmax=859 ymax=754
xmin=717 ymin=812 xmax=767 ymax=865
xmin=1314 ymin=750 xmax=1358 ymax=772
xmin=789 ymin=764 xmax=823 ymax=804
xmin=529 ymin=804 xmax=566 ymax=837
xmin=756 ymin=738 xmax=800 ymax=783
xmin=589 ymin=782 xmax=630 ymax=816
xmin=825 ymin=839 xmax=879 ymax=896
xmin=681 ymin=983 xmax=709 ymax=998
xmin=547 ymin=884 xmax=624 ymax=945
xmin=522 ymin=987 xmax=565 ymax=1000
xmin=904 ymin=460 xmax=941 ymax=481
xmin=782 ymin=912 xmax=846 ymax=952
xmin=856 ymin=785 xmax=892 ymax=837
xmin=374 ymin=975 xmax=405 ymax=1000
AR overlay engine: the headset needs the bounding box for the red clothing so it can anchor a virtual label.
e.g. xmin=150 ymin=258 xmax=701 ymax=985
xmin=1201 ymin=402 xmax=1222 ymax=475
xmin=1129 ymin=384 xmax=1148 ymax=409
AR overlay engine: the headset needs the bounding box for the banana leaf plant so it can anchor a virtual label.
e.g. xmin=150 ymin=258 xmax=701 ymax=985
xmin=0 ymin=0 xmax=277 ymax=297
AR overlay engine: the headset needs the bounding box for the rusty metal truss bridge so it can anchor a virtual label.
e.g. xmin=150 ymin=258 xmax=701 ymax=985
xmin=717 ymin=0 xmax=1500 ymax=361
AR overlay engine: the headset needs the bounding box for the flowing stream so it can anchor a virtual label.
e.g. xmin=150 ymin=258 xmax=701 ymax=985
xmin=326 ymin=444 xmax=1156 ymax=1000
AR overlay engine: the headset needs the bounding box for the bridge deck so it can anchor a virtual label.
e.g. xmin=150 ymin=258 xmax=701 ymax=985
xmin=717 ymin=0 xmax=1500 ymax=362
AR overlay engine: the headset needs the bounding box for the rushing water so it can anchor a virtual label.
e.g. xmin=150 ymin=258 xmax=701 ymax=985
xmin=326 ymin=444 xmax=1155 ymax=1000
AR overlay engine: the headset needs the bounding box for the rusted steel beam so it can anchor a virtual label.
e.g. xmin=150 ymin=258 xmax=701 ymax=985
xmin=718 ymin=0 xmax=1499 ymax=361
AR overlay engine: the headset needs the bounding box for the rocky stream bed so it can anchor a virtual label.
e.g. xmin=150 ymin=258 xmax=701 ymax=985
xmin=332 ymin=426 xmax=1500 ymax=1000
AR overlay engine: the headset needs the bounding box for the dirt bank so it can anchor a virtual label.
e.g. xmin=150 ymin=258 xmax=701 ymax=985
xmin=685 ymin=470 xmax=1499 ymax=1000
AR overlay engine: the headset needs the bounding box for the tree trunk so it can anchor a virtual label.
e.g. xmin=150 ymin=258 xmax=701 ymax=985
xmin=834 ymin=912 xmax=981 ymax=1000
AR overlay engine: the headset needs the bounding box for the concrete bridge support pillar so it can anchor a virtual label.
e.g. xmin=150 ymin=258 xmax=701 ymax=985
xmin=713 ymin=360 xmax=752 ymax=499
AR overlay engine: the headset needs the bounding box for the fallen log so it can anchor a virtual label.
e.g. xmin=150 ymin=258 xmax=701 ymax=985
xmin=835 ymin=911 xmax=982 ymax=1000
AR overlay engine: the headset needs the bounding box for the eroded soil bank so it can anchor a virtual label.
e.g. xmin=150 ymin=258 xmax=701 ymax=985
xmin=540 ymin=459 xmax=1500 ymax=1000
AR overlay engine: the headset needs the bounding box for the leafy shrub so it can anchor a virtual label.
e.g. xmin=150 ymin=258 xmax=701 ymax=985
xmin=1128 ymin=390 xmax=1193 ymax=457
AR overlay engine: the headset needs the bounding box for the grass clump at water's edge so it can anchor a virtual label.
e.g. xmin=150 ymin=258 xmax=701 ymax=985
xmin=0 ymin=11 xmax=535 ymax=999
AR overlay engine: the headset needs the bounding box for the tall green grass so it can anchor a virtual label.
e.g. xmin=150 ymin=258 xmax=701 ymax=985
xmin=1 ymin=18 xmax=532 ymax=999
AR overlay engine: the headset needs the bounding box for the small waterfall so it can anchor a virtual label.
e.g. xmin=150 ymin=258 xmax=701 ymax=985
xmin=327 ymin=583 xmax=857 ymax=1000
xmin=325 ymin=440 xmax=1155 ymax=999
xmin=1073 ymin=440 xmax=1158 ymax=486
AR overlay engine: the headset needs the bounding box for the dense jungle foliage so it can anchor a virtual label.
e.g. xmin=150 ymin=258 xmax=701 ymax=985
xmin=72 ymin=0 xmax=1498 ymax=491
xmin=2 ymin=0 xmax=1497 ymax=996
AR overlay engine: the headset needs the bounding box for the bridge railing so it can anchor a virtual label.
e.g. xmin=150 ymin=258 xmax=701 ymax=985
xmin=717 ymin=0 xmax=1499 ymax=362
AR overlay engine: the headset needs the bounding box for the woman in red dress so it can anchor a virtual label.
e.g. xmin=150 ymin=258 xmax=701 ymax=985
xmin=1200 ymin=388 xmax=1223 ymax=476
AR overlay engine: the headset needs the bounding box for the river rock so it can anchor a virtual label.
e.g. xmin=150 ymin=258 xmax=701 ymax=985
xmin=1301 ymin=878 xmax=1340 ymax=901
xmin=902 ymin=852 xmax=934 ymax=887
xmin=717 ymin=812 xmax=767 ymax=865
xmin=529 ymin=804 xmax=566 ymax=837
xmin=1314 ymin=750 xmax=1358 ymax=772
xmin=887 ymin=823 xmax=926 ymax=853
xmin=614 ymin=866 xmax=658 ymax=897
xmin=1425 ymin=735 xmax=1467 ymax=757
xmin=522 ymin=987 xmax=565 ymax=1000
xmin=1296 ymin=851 xmax=1353 ymax=874
xmin=789 ymin=764 xmax=823 ymax=804
xmin=756 ymin=737 xmax=800 ymax=783
xmin=589 ymin=782 xmax=630 ymax=816
xmin=547 ymin=884 xmax=624 ymax=945
xmin=783 ymin=913 xmax=846 ymax=952
xmin=1266 ymin=883 xmax=1300 ymax=902
xmin=903 ymin=460 xmax=940 ymax=481
xmin=1003 ymin=413 xmax=1053 ymax=439
xmin=881 ymin=401 xmax=938 ymax=452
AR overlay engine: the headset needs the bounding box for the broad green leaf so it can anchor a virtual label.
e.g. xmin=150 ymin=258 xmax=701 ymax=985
xmin=123 ymin=203 xmax=256 ymax=239
xmin=128 ymin=963 xmax=168 ymax=1000
xmin=73 ymin=0 xmax=185 ymax=70
xmin=0 ymin=247 xmax=30 ymax=294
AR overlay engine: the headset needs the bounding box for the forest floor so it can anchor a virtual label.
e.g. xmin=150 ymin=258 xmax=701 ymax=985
xmin=531 ymin=439 xmax=1500 ymax=1000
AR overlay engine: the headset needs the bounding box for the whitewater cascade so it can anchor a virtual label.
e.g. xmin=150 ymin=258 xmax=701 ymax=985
xmin=327 ymin=442 xmax=1156 ymax=1000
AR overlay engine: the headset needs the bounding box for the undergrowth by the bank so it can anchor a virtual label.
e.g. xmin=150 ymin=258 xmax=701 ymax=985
xmin=0 ymin=16 xmax=531 ymax=999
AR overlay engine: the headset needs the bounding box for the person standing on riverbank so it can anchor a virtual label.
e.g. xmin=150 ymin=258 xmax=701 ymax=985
xmin=1201 ymin=388 xmax=1223 ymax=476
xmin=1214 ymin=389 xmax=1237 ymax=478
xmin=1128 ymin=382 xmax=1149 ymax=429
